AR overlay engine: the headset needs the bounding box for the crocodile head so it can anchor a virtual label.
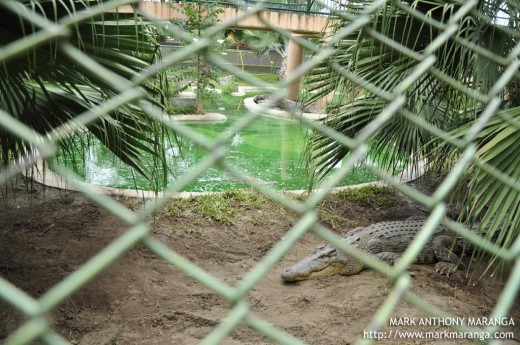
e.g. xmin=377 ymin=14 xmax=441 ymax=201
xmin=281 ymin=244 xmax=349 ymax=282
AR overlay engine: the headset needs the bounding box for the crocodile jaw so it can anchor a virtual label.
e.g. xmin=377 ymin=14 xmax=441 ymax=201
xmin=281 ymin=247 xmax=345 ymax=282
xmin=281 ymin=263 xmax=345 ymax=282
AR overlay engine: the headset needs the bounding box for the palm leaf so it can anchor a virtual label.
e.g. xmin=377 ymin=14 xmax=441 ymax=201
xmin=303 ymin=0 xmax=520 ymax=274
xmin=304 ymin=0 xmax=517 ymax=182
xmin=434 ymin=107 xmax=520 ymax=275
xmin=241 ymin=30 xmax=287 ymax=57
xmin=1 ymin=0 xmax=171 ymax=187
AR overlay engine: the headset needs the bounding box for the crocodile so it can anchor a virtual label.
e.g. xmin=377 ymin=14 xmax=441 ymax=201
xmin=281 ymin=219 xmax=463 ymax=282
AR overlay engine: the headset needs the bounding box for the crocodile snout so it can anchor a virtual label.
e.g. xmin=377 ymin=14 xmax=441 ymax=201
xmin=281 ymin=267 xmax=296 ymax=282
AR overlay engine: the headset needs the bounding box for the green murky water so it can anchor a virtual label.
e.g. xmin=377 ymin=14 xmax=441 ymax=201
xmin=60 ymin=94 xmax=380 ymax=192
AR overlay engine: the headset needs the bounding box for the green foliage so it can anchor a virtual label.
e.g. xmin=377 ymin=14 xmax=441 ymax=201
xmin=0 ymin=0 xmax=170 ymax=189
xmin=221 ymin=82 xmax=238 ymax=95
xmin=169 ymin=104 xmax=198 ymax=115
xmin=334 ymin=186 xmax=394 ymax=206
xmin=304 ymin=1 xmax=518 ymax=183
xmin=236 ymin=74 xmax=279 ymax=85
xmin=303 ymin=0 xmax=520 ymax=272
xmin=238 ymin=30 xmax=288 ymax=79
xmin=163 ymin=189 xmax=269 ymax=225
xmin=240 ymin=30 xmax=287 ymax=57
xmin=168 ymin=0 xmax=228 ymax=114
xmin=175 ymin=0 xmax=224 ymax=33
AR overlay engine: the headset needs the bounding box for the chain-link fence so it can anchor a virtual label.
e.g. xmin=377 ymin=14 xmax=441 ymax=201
xmin=1 ymin=0 xmax=519 ymax=344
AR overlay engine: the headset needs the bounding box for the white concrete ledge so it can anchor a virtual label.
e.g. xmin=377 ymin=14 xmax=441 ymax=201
xmin=239 ymin=86 xmax=278 ymax=92
xmin=243 ymin=97 xmax=327 ymax=120
xmin=231 ymin=91 xmax=246 ymax=97
xmin=169 ymin=113 xmax=227 ymax=122
xmin=26 ymin=160 xmax=426 ymax=199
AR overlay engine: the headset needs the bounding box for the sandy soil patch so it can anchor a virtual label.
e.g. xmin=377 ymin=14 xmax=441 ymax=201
xmin=0 ymin=181 xmax=518 ymax=344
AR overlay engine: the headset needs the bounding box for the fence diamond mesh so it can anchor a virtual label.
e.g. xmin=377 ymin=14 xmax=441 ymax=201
xmin=0 ymin=0 xmax=519 ymax=344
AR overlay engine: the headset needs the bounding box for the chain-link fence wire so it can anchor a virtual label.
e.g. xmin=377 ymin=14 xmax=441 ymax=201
xmin=0 ymin=0 xmax=519 ymax=344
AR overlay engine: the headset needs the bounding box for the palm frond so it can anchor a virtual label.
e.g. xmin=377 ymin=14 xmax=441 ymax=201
xmin=303 ymin=0 xmax=517 ymax=184
xmin=1 ymin=0 xmax=171 ymax=188
xmin=303 ymin=0 xmax=520 ymax=275
xmin=241 ymin=30 xmax=287 ymax=57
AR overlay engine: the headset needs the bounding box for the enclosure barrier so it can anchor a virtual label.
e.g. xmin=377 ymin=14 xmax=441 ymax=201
xmin=1 ymin=0 xmax=519 ymax=344
xmin=161 ymin=45 xmax=284 ymax=74
xmin=147 ymin=0 xmax=339 ymax=15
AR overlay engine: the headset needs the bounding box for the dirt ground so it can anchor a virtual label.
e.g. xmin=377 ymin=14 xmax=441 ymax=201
xmin=0 ymin=180 xmax=519 ymax=345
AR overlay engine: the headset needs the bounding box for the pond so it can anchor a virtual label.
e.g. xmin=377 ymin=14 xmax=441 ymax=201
xmin=59 ymin=93 xmax=380 ymax=192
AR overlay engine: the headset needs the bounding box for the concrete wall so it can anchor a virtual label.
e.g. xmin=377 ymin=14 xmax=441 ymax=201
xmin=118 ymin=2 xmax=330 ymax=35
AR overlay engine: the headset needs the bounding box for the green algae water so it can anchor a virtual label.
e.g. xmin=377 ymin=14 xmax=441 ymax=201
xmin=58 ymin=94 xmax=379 ymax=192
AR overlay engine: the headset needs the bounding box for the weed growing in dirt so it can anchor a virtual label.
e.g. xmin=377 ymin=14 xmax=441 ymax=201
xmin=160 ymin=186 xmax=396 ymax=230
xmin=311 ymin=186 xmax=397 ymax=230
xmin=334 ymin=186 xmax=394 ymax=206
xmin=220 ymin=82 xmax=238 ymax=95
xmin=169 ymin=104 xmax=198 ymax=115
xmin=162 ymin=189 xmax=271 ymax=225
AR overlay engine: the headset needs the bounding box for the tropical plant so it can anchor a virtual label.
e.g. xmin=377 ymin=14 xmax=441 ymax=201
xmin=240 ymin=30 xmax=288 ymax=79
xmin=1 ymin=0 xmax=170 ymax=189
xmin=221 ymin=81 xmax=238 ymax=95
xmin=303 ymin=0 xmax=519 ymax=271
xmin=169 ymin=0 xmax=227 ymax=114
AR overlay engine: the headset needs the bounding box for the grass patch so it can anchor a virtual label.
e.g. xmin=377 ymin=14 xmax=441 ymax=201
xmin=334 ymin=185 xmax=394 ymax=206
xmin=236 ymin=73 xmax=279 ymax=86
xmin=169 ymin=104 xmax=197 ymax=115
xmin=162 ymin=189 xmax=270 ymax=225
xmin=290 ymin=185 xmax=395 ymax=206
xmin=312 ymin=186 xmax=397 ymax=230
xmin=220 ymin=82 xmax=238 ymax=95
xmin=160 ymin=185 xmax=395 ymax=230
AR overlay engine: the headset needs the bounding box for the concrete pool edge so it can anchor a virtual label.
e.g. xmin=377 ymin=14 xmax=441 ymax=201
xmin=243 ymin=97 xmax=327 ymax=120
xmin=26 ymin=162 xmax=426 ymax=199
xmin=169 ymin=113 xmax=228 ymax=122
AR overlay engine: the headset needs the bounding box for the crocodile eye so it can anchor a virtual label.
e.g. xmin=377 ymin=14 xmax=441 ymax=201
xmin=312 ymin=244 xmax=328 ymax=254
xmin=318 ymin=249 xmax=336 ymax=258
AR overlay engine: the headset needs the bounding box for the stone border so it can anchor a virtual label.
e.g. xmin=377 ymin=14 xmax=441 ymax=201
xmin=26 ymin=164 xmax=200 ymax=198
xmin=243 ymin=97 xmax=327 ymax=120
xmin=27 ymin=161 xmax=426 ymax=199
xmin=169 ymin=113 xmax=227 ymax=122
